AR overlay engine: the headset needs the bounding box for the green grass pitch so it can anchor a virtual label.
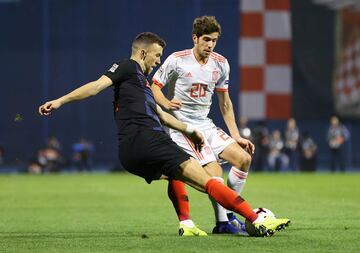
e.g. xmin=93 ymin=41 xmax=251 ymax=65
xmin=0 ymin=173 xmax=359 ymax=252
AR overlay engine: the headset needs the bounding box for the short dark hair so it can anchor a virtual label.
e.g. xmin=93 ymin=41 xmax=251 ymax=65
xmin=132 ymin=32 xmax=166 ymax=49
xmin=192 ymin=16 xmax=222 ymax=37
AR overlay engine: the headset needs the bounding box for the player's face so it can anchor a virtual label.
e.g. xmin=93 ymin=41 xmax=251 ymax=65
xmin=143 ymin=43 xmax=163 ymax=75
xmin=193 ymin=32 xmax=219 ymax=59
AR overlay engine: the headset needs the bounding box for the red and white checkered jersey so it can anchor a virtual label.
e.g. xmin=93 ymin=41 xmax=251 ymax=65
xmin=153 ymin=49 xmax=230 ymax=128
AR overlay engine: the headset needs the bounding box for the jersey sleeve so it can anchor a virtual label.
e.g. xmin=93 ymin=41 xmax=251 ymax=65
xmin=152 ymin=54 xmax=177 ymax=88
xmin=104 ymin=61 xmax=131 ymax=84
xmin=215 ymin=59 xmax=230 ymax=92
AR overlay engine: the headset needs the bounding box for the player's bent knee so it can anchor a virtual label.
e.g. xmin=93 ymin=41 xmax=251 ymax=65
xmin=243 ymin=152 xmax=252 ymax=167
xmin=235 ymin=152 xmax=252 ymax=172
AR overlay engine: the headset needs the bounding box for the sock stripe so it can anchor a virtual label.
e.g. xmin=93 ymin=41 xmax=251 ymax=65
xmin=231 ymin=167 xmax=248 ymax=175
xmin=232 ymin=171 xmax=247 ymax=180
xmin=230 ymin=168 xmax=248 ymax=179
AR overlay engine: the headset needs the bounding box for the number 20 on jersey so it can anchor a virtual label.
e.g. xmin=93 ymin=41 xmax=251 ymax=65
xmin=190 ymin=83 xmax=208 ymax=98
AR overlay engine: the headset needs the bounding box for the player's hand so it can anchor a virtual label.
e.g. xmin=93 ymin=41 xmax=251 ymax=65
xmin=38 ymin=99 xmax=62 ymax=115
xmin=234 ymin=136 xmax=255 ymax=155
xmin=188 ymin=130 xmax=205 ymax=152
xmin=167 ymin=98 xmax=182 ymax=110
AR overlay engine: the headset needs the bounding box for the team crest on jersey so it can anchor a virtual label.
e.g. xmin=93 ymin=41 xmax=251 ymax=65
xmin=109 ymin=63 xmax=119 ymax=73
xmin=212 ymin=70 xmax=219 ymax=81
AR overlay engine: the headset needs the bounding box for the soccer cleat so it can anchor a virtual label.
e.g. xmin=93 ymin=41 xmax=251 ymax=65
xmin=178 ymin=224 xmax=207 ymax=236
xmin=246 ymin=217 xmax=291 ymax=237
xmin=273 ymin=218 xmax=291 ymax=232
xmin=228 ymin=214 xmax=249 ymax=236
xmin=212 ymin=222 xmax=242 ymax=235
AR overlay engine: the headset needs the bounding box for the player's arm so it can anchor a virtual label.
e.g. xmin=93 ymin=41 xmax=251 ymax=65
xmin=217 ymin=91 xmax=255 ymax=155
xmin=38 ymin=75 xmax=113 ymax=115
xmin=151 ymin=84 xmax=182 ymax=110
xmin=156 ymin=105 xmax=204 ymax=151
xmin=151 ymin=53 xmax=182 ymax=110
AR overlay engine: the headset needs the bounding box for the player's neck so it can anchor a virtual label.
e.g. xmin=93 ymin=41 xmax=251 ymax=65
xmin=131 ymin=56 xmax=146 ymax=73
xmin=192 ymin=48 xmax=209 ymax=65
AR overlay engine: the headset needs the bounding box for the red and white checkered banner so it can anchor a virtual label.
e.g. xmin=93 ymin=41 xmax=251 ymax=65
xmin=334 ymin=9 xmax=360 ymax=118
xmin=239 ymin=0 xmax=292 ymax=120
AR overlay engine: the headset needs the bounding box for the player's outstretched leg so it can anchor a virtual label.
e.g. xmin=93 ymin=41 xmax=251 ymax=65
xmin=207 ymin=177 xmax=242 ymax=235
xmin=168 ymin=179 xmax=207 ymax=236
xmin=203 ymin=163 xmax=243 ymax=235
xmin=175 ymin=158 xmax=291 ymax=237
xmin=205 ymin=178 xmax=291 ymax=237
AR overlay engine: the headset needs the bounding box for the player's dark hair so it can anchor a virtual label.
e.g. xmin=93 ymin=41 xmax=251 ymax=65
xmin=132 ymin=32 xmax=166 ymax=49
xmin=192 ymin=16 xmax=222 ymax=37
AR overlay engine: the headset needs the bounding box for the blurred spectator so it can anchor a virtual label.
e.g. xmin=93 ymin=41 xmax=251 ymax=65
xmin=252 ymin=121 xmax=270 ymax=171
xmin=267 ymin=130 xmax=289 ymax=172
xmin=28 ymin=146 xmax=65 ymax=173
xmin=327 ymin=116 xmax=350 ymax=172
xmin=284 ymin=118 xmax=300 ymax=171
xmin=28 ymin=136 xmax=66 ymax=173
xmin=72 ymin=138 xmax=95 ymax=171
xmin=238 ymin=116 xmax=252 ymax=140
xmin=47 ymin=136 xmax=62 ymax=151
xmin=300 ymin=131 xmax=317 ymax=172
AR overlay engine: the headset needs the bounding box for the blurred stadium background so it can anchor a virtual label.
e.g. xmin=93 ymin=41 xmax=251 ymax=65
xmin=1 ymin=0 xmax=360 ymax=173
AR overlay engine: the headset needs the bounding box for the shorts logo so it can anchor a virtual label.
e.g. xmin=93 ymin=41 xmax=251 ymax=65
xmin=109 ymin=63 xmax=119 ymax=73
xmin=212 ymin=70 xmax=219 ymax=81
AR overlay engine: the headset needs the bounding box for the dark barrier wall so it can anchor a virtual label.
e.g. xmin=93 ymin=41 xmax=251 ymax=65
xmin=1 ymin=0 xmax=359 ymax=169
xmin=291 ymin=0 xmax=335 ymax=119
xmin=291 ymin=0 xmax=360 ymax=168
xmin=0 ymin=0 xmax=239 ymax=163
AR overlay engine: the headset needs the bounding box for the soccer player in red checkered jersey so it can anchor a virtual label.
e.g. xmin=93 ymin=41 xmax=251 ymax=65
xmin=152 ymin=16 xmax=285 ymax=235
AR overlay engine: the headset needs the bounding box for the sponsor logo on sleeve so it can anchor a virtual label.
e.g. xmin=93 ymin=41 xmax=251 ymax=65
xmin=109 ymin=63 xmax=119 ymax=73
